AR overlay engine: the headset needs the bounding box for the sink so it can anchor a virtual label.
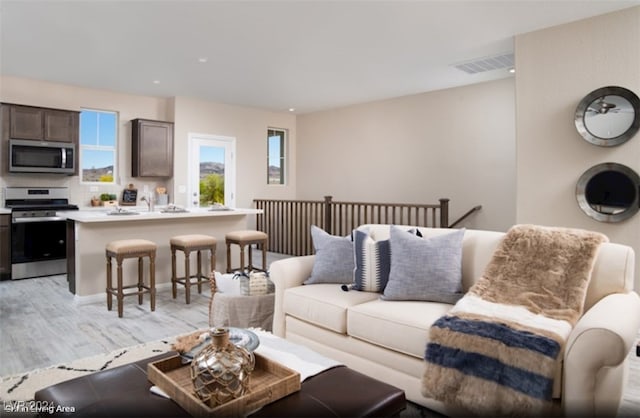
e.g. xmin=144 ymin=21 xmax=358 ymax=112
xmin=160 ymin=205 xmax=189 ymax=213
xmin=107 ymin=210 xmax=139 ymax=216
xmin=208 ymin=204 xmax=232 ymax=211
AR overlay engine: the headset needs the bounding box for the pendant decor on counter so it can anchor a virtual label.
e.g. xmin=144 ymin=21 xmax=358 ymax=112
xmin=190 ymin=327 xmax=255 ymax=406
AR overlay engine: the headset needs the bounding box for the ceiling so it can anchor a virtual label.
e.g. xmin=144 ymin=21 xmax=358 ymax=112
xmin=1 ymin=0 xmax=638 ymax=114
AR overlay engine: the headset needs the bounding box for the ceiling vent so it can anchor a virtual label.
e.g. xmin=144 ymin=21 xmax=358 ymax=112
xmin=452 ymin=53 xmax=514 ymax=74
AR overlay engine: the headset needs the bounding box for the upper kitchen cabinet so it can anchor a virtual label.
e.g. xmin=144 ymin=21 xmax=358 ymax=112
xmin=1 ymin=103 xmax=79 ymax=175
xmin=4 ymin=103 xmax=79 ymax=143
xmin=131 ymin=118 xmax=174 ymax=178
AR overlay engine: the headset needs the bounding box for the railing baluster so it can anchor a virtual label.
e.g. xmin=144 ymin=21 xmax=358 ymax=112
xmin=253 ymin=197 xmax=467 ymax=256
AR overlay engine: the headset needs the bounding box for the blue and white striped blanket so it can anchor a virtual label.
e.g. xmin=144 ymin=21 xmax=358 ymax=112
xmin=421 ymin=224 xmax=607 ymax=416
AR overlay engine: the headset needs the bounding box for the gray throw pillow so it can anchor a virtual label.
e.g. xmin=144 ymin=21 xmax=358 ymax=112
xmin=382 ymin=226 xmax=465 ymax=303
xmin=304 ymin=225 xmax=355 ymax=285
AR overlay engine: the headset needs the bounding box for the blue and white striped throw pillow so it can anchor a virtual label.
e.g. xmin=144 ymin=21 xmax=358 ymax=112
xmin=352 ymin=229 xmax=391 ymax=292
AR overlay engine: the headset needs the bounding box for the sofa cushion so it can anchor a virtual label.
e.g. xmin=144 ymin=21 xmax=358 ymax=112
xmin=382 ymin=226 xmax=465 ymax=303
xmin=347 ymin=299 xmax=453 ymax=358
xmin=305 ymin=226 xmax=354 ymax=285
xmin=284 ymin=284 xmax=379 ymax=334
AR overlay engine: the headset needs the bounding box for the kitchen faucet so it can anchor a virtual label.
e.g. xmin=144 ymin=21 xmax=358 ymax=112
xmin=140 ymin=192 xmax=155 ymax=212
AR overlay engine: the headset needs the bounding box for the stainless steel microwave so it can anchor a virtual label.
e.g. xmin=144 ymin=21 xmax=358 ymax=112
xmin=9 ymin=139 xmax=75 ymax=175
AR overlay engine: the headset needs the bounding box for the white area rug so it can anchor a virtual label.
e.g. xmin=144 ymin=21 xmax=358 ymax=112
xmin=0 ymin=329 xmax=342 ymax=402
xmin=0 ymin=337 xmax=175 ymax=401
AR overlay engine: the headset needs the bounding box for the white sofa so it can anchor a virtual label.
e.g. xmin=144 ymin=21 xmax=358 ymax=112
xmin=270 ymin=225 xmax=640 ymax=416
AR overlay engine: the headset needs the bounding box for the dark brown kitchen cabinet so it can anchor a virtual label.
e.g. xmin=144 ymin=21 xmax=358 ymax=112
xmin=0 ymin=214 xmax=10 ymax=280
xmin=131 ymin=118 xmax=174 ymax=177
xmin=6 ymin=104 xmax=79 ymax=143
xmin=1 ymin=103 xmax=80 ymax=175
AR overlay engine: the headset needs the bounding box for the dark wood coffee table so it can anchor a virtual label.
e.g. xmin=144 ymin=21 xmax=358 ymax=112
xmin=34 ymin=352 xmax=406 ymax=417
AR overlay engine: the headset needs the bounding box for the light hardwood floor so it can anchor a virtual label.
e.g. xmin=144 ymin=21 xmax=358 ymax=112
xmin=0 ymin=250 xmax=291 ymax=376
xmin=0 ymin=273 xmax=211 ymax=376
xmin=0 ymin=252 xmax=638 ymax=416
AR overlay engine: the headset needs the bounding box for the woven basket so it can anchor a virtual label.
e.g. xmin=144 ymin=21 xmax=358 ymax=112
xmin=238 ymin=271 xmax=275 ymax=296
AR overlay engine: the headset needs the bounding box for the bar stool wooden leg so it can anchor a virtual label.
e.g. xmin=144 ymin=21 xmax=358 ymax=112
xmin=184 ymin=249 xmax=191 ymax=305
xmin=197 ymin=250 xmax=203 ymax=294
xmin=137 ymin=257 xmax=144 ymax=305
xmin=262 ymin=240 xmax=267 ymax=271
xmin=239 ymin=245 xmax=246 ymax=273
xmin=106 ymin=255 xmax=113 ymax=311
xmin=150 ymin=252 xmax=156 ymax=312
xmin=171 ymin=246 xmax=177 ymax=299
xmin=116 ymin=256 xmax=124 ymax=318
xmin=248 ymin=245 xmax=253 ymax=271
xmin=226 ymin=244 xmax=232 ymax=273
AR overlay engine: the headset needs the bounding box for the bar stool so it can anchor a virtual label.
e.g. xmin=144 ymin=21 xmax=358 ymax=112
xmin=105 ymin=239 xmax=157 ymax=318
xmin=170 ymin=234 xmax=217 ymax=304
xmin=225 ymin=230 xmax=268 ymax=273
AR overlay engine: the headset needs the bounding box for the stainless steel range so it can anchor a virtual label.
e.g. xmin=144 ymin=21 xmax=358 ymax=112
xmin=5 ymin=187 xmax=78 ymax=280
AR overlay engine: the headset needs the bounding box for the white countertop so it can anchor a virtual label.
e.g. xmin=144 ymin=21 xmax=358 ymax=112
xmin=61 ymin=207 xmax=261 ymax=223
xmin=0 ymin=208 xmax=10 ymax=215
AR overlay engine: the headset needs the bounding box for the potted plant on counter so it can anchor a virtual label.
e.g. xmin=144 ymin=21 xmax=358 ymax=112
xmin=100 ymin=193 xmax=118 ymax=207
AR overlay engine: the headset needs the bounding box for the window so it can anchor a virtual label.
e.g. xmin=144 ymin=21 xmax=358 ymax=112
xmin=80 ymin=109 xmax=117 ymax=183
xmin=268 ymin=128 xmax=286 ymax=185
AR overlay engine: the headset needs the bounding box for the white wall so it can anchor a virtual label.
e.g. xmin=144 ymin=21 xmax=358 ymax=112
xmin=515 ymin=7 xmax=640 ymax=288
xmin=171 ymin=96 xmax=296 ymax=211
xmin=296 ymin=78 xmax=517 ymax=232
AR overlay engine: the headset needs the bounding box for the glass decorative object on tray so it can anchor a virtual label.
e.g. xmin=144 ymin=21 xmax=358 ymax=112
xmin=190 ymin=327 xmax=255 ymax=406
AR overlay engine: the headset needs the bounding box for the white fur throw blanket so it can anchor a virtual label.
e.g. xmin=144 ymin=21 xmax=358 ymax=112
xmin=421 ymin=224 xmax=608 ymax=416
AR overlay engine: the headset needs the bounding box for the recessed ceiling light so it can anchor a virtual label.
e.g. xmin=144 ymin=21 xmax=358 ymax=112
xmin=288 ymin=108 xmax=295 ymax=112
xmin=509 ymin=68 xmax=516 ymax=74
xmin=198 ymin=57 xmax=208 ymax=63
xmin=152 ymin=80 xmax=160 ymax=84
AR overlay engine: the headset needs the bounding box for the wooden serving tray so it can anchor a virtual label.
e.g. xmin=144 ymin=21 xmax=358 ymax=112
xmin=148 ymin=353 xmax=301 ymax=417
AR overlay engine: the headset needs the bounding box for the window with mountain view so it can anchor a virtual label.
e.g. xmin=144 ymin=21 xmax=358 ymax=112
xmin=268 ymin=128 xmax=286 ymax=185
xmin=80 ymin=109 xmax=117 ymax=183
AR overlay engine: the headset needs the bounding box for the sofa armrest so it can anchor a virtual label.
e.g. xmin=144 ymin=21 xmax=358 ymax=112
xmin=269 ymin=255 xmax=315 ymax=337
xmin=563 ymin=291 xmax=640 ymax=417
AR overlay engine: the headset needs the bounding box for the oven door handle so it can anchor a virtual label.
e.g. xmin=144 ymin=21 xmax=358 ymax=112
xmin=12 ymin=216 xmax=66 ymax=223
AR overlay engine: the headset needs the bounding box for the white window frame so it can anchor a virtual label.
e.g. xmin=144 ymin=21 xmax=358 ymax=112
xmin=188 ymin=133 xmax=236 ymax=208
xmin=267 ymin=128 xmax=287 ymax=186
xmin=79 ymin=108 xmax=118 ymax=185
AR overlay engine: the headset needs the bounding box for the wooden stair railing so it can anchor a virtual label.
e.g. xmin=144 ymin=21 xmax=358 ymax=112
xmin=448 ymin=205 xmax=483 ymax=228
xmin=253 ymin=196 xmax=452 ymax=256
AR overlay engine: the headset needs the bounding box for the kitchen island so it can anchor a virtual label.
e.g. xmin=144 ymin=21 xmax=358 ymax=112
xmin=62 ymin=207 xmax=262 ymax=298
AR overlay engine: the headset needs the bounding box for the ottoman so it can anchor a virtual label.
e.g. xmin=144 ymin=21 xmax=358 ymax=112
xmin=35 ymin=352 xmax=406 ymax=417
